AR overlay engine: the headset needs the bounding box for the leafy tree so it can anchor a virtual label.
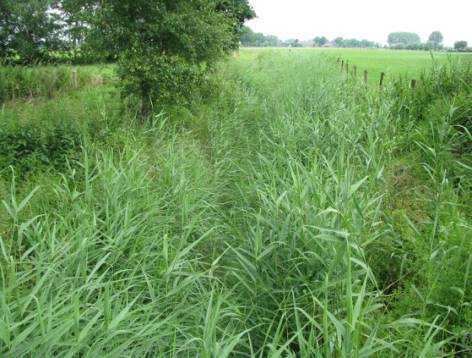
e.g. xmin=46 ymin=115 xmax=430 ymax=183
xmin=216 ymin=0 xmax=255 ymax=48
xmin=0 ymin=0 xmax=64 ymax=64
xmin=57 ymin=0 xmax=96 ymax=49
xmin=313 ymin=36 xmax=328 ymax=47
xmin=333 ymin=37 xmax=344 ymax=47
xmin=77 ymin=0 xmax=254 ymax=117
xmin=428 ymin=31 xmax=443 ymax=47
xmin=454 ymin=41 xmax=468 ymax=51
xmin=387 ymin=32 xmax=421 ymax=47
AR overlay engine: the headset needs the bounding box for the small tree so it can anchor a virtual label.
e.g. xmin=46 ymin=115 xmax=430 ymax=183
xmin=81 ymin=0 xmax=254 ymax=117
xmin=333 ymin=37 xmax=344 ymax=47
xmin=454 ymin=41 xmax=468 ymax=51
xmin=428 ymin=31 xmax=443 ymax=46
xmin=427 ymin=31 xmax=443 ymax=50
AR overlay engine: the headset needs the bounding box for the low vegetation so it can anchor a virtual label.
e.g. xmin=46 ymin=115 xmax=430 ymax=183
xmin=0 ymin=65 xmax=111 ymax=103
xmin=1 ymin=48 xmax=471 ymax=356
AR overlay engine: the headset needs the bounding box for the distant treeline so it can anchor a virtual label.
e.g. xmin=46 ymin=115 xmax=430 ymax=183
xmin=387 ymin=32 xmax=471 ymax=52
xmin=240 ymin=27 xmax=380 ymax=48
xmin=241 ymin=27 xmax=471 ymax=52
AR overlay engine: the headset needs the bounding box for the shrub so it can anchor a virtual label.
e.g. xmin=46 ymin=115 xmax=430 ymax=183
xmin=0 ymin=119 xmax=81 ymax=177
xmin=118 ymin=53 xmax=207 ymax=117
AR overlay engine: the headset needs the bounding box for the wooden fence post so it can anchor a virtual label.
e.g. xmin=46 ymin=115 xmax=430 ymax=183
xmin=353 ymin=65 xmax=357 ymax=76
xmin=379 ymin=72 xmax=385 ymax=88
xmin=410 ymin=79 xmax=417 ymax=89
xmin=341 ymin=60 xmax=344 ymax=72
xmin=364 ymin=70 xmax=368 ymax=84
xmin=345 ymin=61 xmax=349 ymax=75
xmin=72 ymin=69 xmax=78 ymax=89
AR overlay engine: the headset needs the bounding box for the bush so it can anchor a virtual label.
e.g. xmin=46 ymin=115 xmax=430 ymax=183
xmin=118 ymin=53 xmax=207 ymax=117
xmin=0 ymin=118 xmax=81 ymax=177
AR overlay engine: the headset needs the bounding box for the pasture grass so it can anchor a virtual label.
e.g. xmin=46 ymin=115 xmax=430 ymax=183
xmin=241 ymin=47 xmax=472 ymax=85
xmin=0 ymin=49 xmax=471 ymax=356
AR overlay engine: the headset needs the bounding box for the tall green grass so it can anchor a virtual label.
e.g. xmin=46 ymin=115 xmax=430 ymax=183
xmin=0 ymin=49 xmax=471 ymax=356
xmin=0 ymin=65 xmax=114 ymax=103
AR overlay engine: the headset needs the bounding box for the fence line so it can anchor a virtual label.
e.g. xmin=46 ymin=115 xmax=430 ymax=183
xmin=334 ymin=56 xmax=418 ymax=89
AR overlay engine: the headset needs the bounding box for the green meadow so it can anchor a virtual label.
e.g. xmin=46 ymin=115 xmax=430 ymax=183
xmin=1 ymin=49 xmax=471 ymax=356
xmin=322 ymin=48 xmax=460 ymax=82
xmin=242 ymin=47 xmax=470 ymax=84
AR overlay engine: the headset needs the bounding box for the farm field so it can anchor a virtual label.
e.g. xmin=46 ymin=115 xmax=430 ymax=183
xmin=1 ymin=49 xmax=472 ymax=356
xmin=241 ymin=47 xmax=471 ymax=84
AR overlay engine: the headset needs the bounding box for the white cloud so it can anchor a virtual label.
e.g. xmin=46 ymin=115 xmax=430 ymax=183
xmin=247 ymin=0 xmax=472 ymax=46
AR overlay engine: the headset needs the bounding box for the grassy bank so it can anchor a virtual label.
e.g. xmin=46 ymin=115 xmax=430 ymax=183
xmin=1 ymin=49 xmax=471 ymax=356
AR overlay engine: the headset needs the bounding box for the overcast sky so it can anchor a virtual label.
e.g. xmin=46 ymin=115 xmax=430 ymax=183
xmin=246 ymin=0 xmax=472 ymax=46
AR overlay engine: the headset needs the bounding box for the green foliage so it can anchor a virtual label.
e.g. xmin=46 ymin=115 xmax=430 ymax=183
xmin=454 ymin=41 xmax=468 ymax=51
xmin=1 ymin=48 xmax=471 ymax=356
xmin=0 ymin=0 xmax=255 ymax=109
xmin=0 ymin=75 xmax=122 ymax=178
xmin=337 ymin=38 xmax=380 ymax=48
xmin=216 ymin=0 xmax=256 ymax=48
xmin=0 ymin=120 xmax=81 ymax=177
xmin=240 ymin=26 xmax=281 ymax=47
xmin=334 ymin=37 xmax=344 ymax=47
xmin=82 ymin=0 xmax=253 ymax=116
xmin=390 ymin=61 xmax=472 ymax=123
xmin=0 ymin=0 xmax=65 ymax=64
xmin=117 ymin=53 xmax=207 ymax=116
xmin=428 ymin=31 xmax=444 ymax=48
xmin=388 ymin=32 xmax=422 ymax=47
xmin=0 ymin=65 xmax=94 ymax=103
xmin=313 ymin=36 xmax=328 ymax=47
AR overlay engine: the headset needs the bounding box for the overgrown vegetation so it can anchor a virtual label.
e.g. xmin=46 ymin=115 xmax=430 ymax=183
xmin=0 ymin=49 xmax=471 ymax=356
xmin=1 ymin=0 xmax=471 ymax=355
xmin=2 ymin=0 xmax=254 ymax=117
xmin=0 ymin=65 xmax=105 ymax=103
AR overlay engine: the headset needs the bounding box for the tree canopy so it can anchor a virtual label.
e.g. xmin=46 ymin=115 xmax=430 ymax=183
xmin=92 ymin=0 xmax=253 ymax=115
xmin=388 ymin=32 xmax=421 ymax=47
xmin=241 ymin=26 xmax=280 ymax=47
xmin=313 ymin=36 xmax=328 ymax=47
xmin=428 ymin=31 xmax=444 ymax=47
xmin=454 ymin=41 xmax=468 ymax=51
xmin=0 ymin=0 xmax=64 ymax=64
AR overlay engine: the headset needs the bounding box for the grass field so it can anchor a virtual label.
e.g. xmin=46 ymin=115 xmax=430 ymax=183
xmin=1 ymin=49 xmax=471 ymax=356
xmin=241 ymin=47 xmax=471 ymax=84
